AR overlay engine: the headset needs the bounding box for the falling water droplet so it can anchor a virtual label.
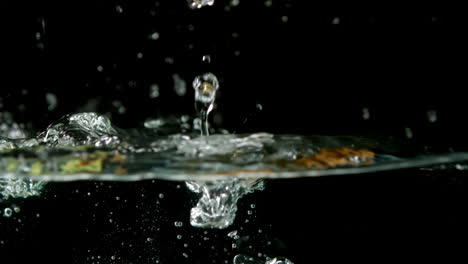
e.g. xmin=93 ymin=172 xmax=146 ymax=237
xmin=193 ymin=73 xmax=219 ymax=136
xmin=149 ymin=32 xmax=160 ymax=40
xmin=227 ymin=230 xmax=238 ymax=238
xmin=46 ymin=93 xmax=57 ymax=111
xmin=427 ymin=110 xmax=437 ymax=123
xmin=115 ymin=5 xmax=124 ymax=13
xmin=362 ymin=108 xmax=370 ymax=120
xmin=202 ymin=55 xmax=211 ymax=63
xmin=149 ymin=84 xmax=160 ymax=98
xmin=332 ymin=17 xmax=340 ymax=24
xmin=173 ymin=74 xmax=187 ymax=96
xmin=189 ymin=0 xmax=215 ymax=9
xmin=405 ymin=127 xmax=413 ymax=139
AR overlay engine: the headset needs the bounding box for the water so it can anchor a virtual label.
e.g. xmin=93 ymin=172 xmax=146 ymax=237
xmin=1 ymin=2 xmax=467 ymax=263
xmin=193 ymin=72 xmax=219 ymax=136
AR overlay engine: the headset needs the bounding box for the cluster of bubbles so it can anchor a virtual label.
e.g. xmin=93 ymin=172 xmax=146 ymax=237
xmin=233 ymin=255 xmax=294 ymax=264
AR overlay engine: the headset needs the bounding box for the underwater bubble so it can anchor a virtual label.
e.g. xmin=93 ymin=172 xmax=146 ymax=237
xmin=3 ymin=207 xmax=13 ymax=217
xmin=174 ymin=221 xmax=184 ymax=227
xmin=281 ymin=16 xmax=288 ymax=23
xmin=97 ymin=65 xmax=104 ymax=72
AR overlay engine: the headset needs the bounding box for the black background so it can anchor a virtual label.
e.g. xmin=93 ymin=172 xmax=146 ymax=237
xmin=1 ymin=0 xmax=468 ymax=263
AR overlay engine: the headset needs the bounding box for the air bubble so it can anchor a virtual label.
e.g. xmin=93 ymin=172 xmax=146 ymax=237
xmin=3 ymin=208 xmax=12 ymax=217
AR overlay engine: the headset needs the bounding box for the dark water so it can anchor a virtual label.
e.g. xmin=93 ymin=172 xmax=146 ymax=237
xmin=2 ymin=166 xmax=468 ymax=263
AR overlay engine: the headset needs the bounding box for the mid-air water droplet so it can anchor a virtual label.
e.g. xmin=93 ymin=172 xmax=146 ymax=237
xmin=193 ymin=73 xmax=219 ymax=136
xmin=189 ymin=0 xmax=215 ymax=9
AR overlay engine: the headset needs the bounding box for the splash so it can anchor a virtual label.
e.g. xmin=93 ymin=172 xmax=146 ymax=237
xmin=0 ymin=177 xmax=44 ymax=199
xmin=39 ymin=112 xmax=120 ymax=147
xmin=186 ymin=178 xmax=264 ymax=229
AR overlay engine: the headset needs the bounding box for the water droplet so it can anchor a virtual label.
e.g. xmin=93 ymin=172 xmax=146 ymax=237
xmin=175 ymin=221 xmax=184 ymax=227
xmin=256 ymin=104 xmax=263 ymax=111
xmin=150 ymin=84 xmax=160 ymax=98
xmin=189 ymin=0 xmax=215 ymax=9
xmin=136 ymin=52 xmax=143 ymax=59
xmin=230 ymin=0 xmax=240 ymax=7
xmin=232 ymin=243 xmax=237 ymax=248
xmin=247 ymin=210 xmax=253 ymax=215
xmin=46 ymin=93 xmax=57 ymax=111
xmin=427 ymin=110 xmax=437 ymax=123
xmin=177 ymin=234 xmax=183 ymax=239
xmin=193 ymin=73 xmax=219 ymax=105
xmin=182 ymin=252 xmax=189 ymax=258
xmin=115 ymin=5 xmax=124 ymax=13
xmin=362 ymin=108 xmax=370 ymax=120
xmin=165 ymin=57 xmax=174 ymax=64
xmin=173 ymin=74 xmax=187 ymax=96
xmin=264 ymin=0 xmax=273 ymax=7
xmin=332 ymin=17 xmax=340 ymax=24
xmin=202 ymin=55 xmax=211 ymax=63
xmin=159 ymin=193 xmax=165 ymax=198
xmin=112 ymin=101 xmax=126 ymax=114
xmin=250 ymin=204 xmax=256 ymax=209
xmin=227 ymin=230 xmax=238 ymax=238
xmin=13 ymin=206 xmax=20 ymax=213
xmin=97 ymin=65 xmax=104 ymax=72
xmin=405 ymin=127 xmax=413 ymax=139
xmin=149 ymin=32 xmax=160 ymax=40
xmin=234 ymin=50 xmax=240 ymax=56
xmin=3 ymin=208 xmax=12 ymax=217
xmin=281 ymin=16 xmax=289 ymax=23
xmin=115 ymin=196 xmax=120 ymax=201
xmin=111 ymin=256 xmax=116 ymax=260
